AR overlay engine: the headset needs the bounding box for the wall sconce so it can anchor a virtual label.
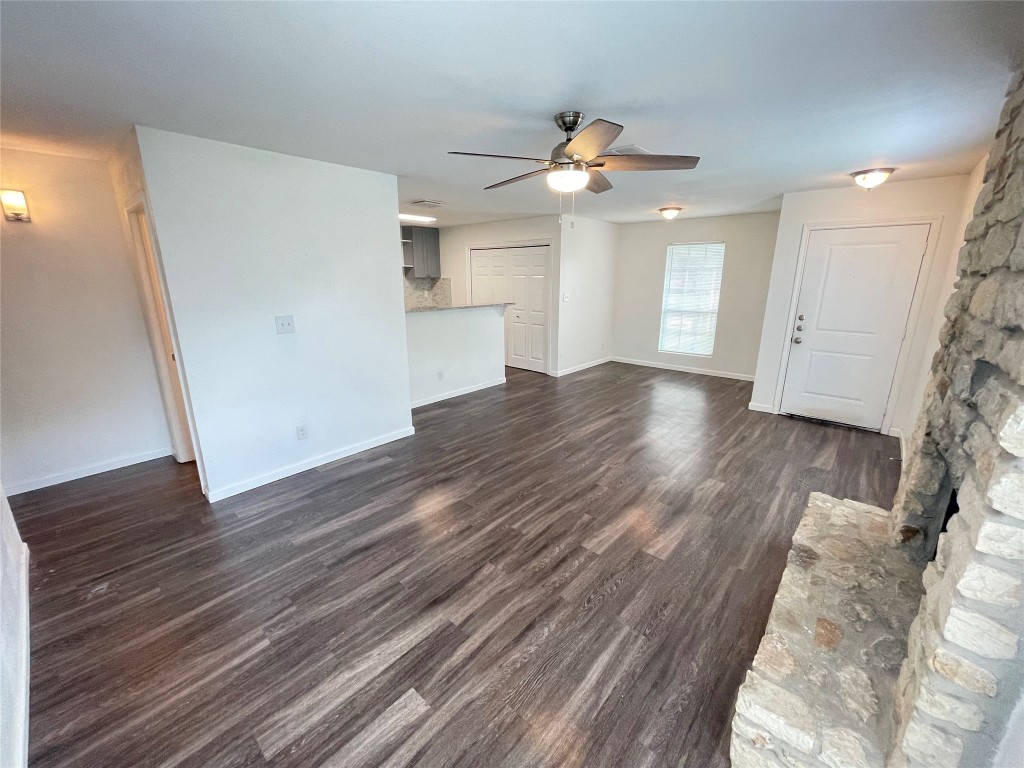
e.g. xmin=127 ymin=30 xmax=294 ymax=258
xmin=1 ymin=190 xmax=31 ymax=222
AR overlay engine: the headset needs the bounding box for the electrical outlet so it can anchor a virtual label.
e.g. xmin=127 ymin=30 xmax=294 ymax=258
xmin=296 ymin=424 xmax=308 ymax=440
xmin=562 ymin=293 xmax=570 ymax=303
xmin=437 ymin=370 xmax=444 ymax=381
xmin=275 ymin=315 xmax=295 ymax=334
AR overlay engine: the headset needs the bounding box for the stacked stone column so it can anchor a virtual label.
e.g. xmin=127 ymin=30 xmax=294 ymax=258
xmin=890 ymin=72 xmax=1024 ymax=768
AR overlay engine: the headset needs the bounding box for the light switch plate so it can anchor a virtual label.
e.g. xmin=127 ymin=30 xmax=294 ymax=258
xmin=275 ymin=315 xmax=295 ymax=334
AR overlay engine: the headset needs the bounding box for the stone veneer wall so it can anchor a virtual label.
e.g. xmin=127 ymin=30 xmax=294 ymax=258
xmin=889 ymin=72 xmax=1024 ymax=767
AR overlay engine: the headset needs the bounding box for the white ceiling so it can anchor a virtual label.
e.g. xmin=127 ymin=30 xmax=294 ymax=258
xmin=2 ymin=2 xmax=1022 ymax=226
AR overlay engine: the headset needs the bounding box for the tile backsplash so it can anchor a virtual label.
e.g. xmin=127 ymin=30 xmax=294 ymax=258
xmin=403 ymin=275 xmax=452 ymax=311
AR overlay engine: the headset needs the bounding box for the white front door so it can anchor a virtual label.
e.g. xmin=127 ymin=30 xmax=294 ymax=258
xmin=470 ymin=245 xmax=549 ymax=373
xmin=780 ymin=224 xmax=929 ymax=430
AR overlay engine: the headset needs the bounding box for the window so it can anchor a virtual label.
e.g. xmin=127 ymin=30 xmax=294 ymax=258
xmin=658 ymin=242 xmax=725 ymax=356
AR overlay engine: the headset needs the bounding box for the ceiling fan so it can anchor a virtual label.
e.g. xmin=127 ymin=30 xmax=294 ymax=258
xmin=450 ymin=111 xmax=699 ymax=194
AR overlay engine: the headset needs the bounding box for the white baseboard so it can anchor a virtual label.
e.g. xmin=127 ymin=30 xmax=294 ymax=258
xmin=205 ymin=426 xmax=416 ymax=503
xmin=553 ymin=358 xmax=612 ymax=377
xmin=887 ymin=427 xmax=907 ymax=462
xmin=3 ymin=447 xmax=174 ymax=496
xmin=410 ymin=377 xmax=506 ymax=408
xmin=610 ymin=357 xmax=755 ymax=382
xmin=1 ymin=535 xmax=30 ymax=768
xmin=748 ymin=402 xmax=776 ymax=413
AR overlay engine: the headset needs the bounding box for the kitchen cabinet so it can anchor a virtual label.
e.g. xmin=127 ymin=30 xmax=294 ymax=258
xmin=401 ymin=226 xmax=441 ymax=278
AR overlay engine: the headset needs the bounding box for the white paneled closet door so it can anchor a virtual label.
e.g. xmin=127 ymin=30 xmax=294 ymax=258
xmin=470 ymin=245 xmax=549 ymax=373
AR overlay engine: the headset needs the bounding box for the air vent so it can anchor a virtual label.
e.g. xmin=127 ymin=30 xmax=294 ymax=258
xmin=410 ymin=199 xmax=445 ymax=209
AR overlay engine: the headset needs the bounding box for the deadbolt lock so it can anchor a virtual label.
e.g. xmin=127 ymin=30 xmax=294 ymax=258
xmin=793 ymin=337 xmax=803 ymax=344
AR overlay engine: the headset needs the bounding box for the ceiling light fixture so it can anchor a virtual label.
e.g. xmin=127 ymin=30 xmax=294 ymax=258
xmin=851 ymin=168 xmax=895 ymax=190
xmin=1 ymin=189 xmax=30 ymax=222
xmin=398 ymin=213 xmax=437 ymax=223
xmin=546 ymin=165 xmax=590 ymax=194
xmin=659 ymin=207 xmax=682 ymax=220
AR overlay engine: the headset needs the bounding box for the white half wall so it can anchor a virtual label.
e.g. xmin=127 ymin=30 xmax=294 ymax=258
xmin=135 ymin=128 xmax=413 ymax=501
xmin=749 ymin=176 xmax=971 ymax=439
xmin=557 ymin=216 xmax=617 ymax=374
xmin=612 ymin=212 xmax=780 ymax=380
xmin=0 ymin=148 xmax=173 ymax=494
xmin=0 ymin=484 xmax=29 ymax=768
xmin=406 ymin=306 xmax=506 ymax=407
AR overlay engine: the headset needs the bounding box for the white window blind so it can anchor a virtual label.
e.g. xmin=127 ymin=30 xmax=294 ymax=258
xmin=658 ymin=242 xmax=725 ymax=356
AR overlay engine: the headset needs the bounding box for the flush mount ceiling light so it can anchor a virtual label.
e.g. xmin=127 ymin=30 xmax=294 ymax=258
xmin=398 ymin=213 xmax=437 ymax=223
xmin=851 ymin=168 xmax=895 ymax=190
xmin=546 ymin=164 xmax=590 ymax=194
xmin=1 ymin=189 xmax=30 ymax=221
xmin=659 ymin=207 xmax=683 ymax=220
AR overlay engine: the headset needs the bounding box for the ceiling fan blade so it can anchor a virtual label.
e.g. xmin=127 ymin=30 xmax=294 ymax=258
xmin=563 ymin=119 xmax=624 ymax=162
xmin=589 ymin=154 xmax=700 ymax=171
xmin=586 ymin=170 xmax=612 ymax=194
xmin=450 ymin=151 xmax=551 ymax=163
xmin=484 ymin=168 xmax=548 ymax=190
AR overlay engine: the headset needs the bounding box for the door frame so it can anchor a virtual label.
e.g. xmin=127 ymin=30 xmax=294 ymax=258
xmin=465 ymin=239 xmax=555 ymax=375
xmin=122 ymin=194 xmax=207 ymax=489
xmin=772 ymin=216 xmax=943 ymax=435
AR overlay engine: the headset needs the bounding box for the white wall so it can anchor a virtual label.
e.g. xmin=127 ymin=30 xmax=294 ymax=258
xmin=612 ymin=212 xmax=781 ymax=380
xmin=556 ymin=216 xmax=618 ymax=375
xmin=750 ymin=176 xmax=971 ymax=439
xmin=135 ymin=128 xmax=413 ymax=501
xmin=0 ymin=484 xmax=29 ymax=768
xmin=439 ymin=216 xmax=561 ymax=371
xmin=0 ymin=148 xmax=172 ymax=494
xmin=406 ymin=306 xmax=506 ymax=407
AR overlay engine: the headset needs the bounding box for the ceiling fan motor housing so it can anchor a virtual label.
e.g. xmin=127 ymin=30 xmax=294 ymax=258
xmin=551 ymin=141 xmax=574 ymax=164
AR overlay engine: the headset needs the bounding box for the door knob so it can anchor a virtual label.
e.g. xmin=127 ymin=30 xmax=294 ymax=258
xmin=798 ymin=314 xmax=805 ymax=321
xmin=792 ymin=337 xmax=803 ymax=344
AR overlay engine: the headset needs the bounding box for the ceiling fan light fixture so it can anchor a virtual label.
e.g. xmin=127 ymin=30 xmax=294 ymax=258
xmin=851 ymin=168 xmax=895 ymax=190
xmin=659 ymin=207 xmax=682 ymax=220
xmin=546 ymin=166 xmax=590 ymax=194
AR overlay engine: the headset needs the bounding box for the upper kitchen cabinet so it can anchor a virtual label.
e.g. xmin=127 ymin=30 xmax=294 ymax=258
xmin=401 ymin=226 xmax=441 ymax=278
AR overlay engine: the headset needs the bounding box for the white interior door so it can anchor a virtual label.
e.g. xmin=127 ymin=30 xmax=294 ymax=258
xmin=780 ymin=224 xmax=929 ymax=430
xmin=128 ymin=206 xmax=196 ymax=463
xmin=470 ymin=245 xmax=549 ymax=373
xmin=508 ymin=246 xmax=548 ymax=373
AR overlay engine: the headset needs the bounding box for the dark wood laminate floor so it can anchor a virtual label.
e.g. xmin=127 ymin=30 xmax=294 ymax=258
xmin=12 ymin=363 xmax=902 ymax=768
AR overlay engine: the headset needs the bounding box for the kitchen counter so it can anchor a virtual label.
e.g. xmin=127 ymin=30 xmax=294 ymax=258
xmin=405 ymin=302 xmax=512 ymax=314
